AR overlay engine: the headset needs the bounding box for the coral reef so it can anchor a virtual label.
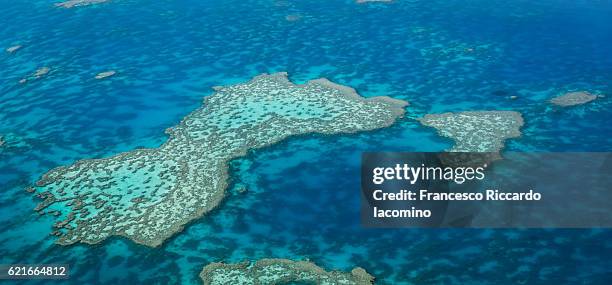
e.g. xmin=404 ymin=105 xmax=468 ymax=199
xmin=56 ymin=0 xmax=109 ymax=8
xmin=0 ymin=133 xmax=32 ymax=153
xmin=31 ymin=72 xmax=408 ymax=247
xmin=6 ymin=45 xmax=22 ymax=53
xmin=95 ymin=70 xmax=116 ymax=79
xmin=356 ymin=0 xmax=392 ymax=3
xmin=418 ymin=111 xmax=523 ymax=153
xmin=199 ymin=259 xmax=375 ymax=285
xmin=20 ymin=67 xmax=50 ymax=84
xmin=550 ymin=91 xmax=597 ymax=107
xmin=33 ymin=67 xmax=50 ymax=78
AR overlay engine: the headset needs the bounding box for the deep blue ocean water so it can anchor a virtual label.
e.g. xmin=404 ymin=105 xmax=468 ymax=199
xmin=1 ymin=0 xmax=611 ymax=284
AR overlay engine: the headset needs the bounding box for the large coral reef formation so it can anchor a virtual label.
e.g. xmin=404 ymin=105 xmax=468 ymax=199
xmin=200 ymin=259 xmax=375 ymax=285
xmin=31 ymin=72 xmax=408 ymax=247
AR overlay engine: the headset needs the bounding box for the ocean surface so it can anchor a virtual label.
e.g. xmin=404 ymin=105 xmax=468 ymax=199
xmin=1 ymin=0 xmax=611 ymax=284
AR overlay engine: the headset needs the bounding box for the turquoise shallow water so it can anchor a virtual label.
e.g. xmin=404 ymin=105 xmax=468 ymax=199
xmin=1 ymin=0 xmax=611 ymax=284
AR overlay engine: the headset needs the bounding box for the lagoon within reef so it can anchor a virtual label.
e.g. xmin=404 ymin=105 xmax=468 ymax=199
xmin=31 ymin=72 xmax=407 ymax=248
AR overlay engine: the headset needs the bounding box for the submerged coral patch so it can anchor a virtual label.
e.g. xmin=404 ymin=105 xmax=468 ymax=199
xmin=199 ymin=259 xmax=375 ymax=285
xmin=19 ymin=67 xmax=51 ymax=84
xmin=356 ymin=0 xmax=393 ymax=4
xmin=95 ymin=70 xmax=116 ymax=80
xmin=5 ymin=45 xmax=22 ymax=53
xmin=32 ymin=72 xmax=408 ymax=247
xmin=33 ymin=67 xmax=50 ymax=78
xmin=56 ymin=0 xmax=109 ymax=8
xmin=550 ymin=91 xmax=597 ymax=107
xmin=418 ymin=111 xmax=523 ymax=153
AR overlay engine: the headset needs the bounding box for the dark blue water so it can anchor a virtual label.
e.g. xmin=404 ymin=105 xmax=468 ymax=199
xmin=1 ymin=0 xmax=611 ymax=284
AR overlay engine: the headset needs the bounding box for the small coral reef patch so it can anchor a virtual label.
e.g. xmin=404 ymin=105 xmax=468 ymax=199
xmin=6 ymin=45 xmax=22 ymax=53
xmin=31 ymin=72 xmax=408 ymax=247
xmin=0 ymin=133 xmax=31 ymax=152
xmin=19 ymin=67 xmax=51 ymax=84
xmin=418 ymin=110 xmax=523 ymax=153
xmin=56 ymin=0 xmax=109 ymax=8
xmin=199 ymin=259 xmax=375 ymax=285
xmin=356 ymin=0 xmax=392 ymax=4
xmin=95 ymin=70 xmax=116 ymax=80
xmin=550 ymin=91 xmax=597 ymax=107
